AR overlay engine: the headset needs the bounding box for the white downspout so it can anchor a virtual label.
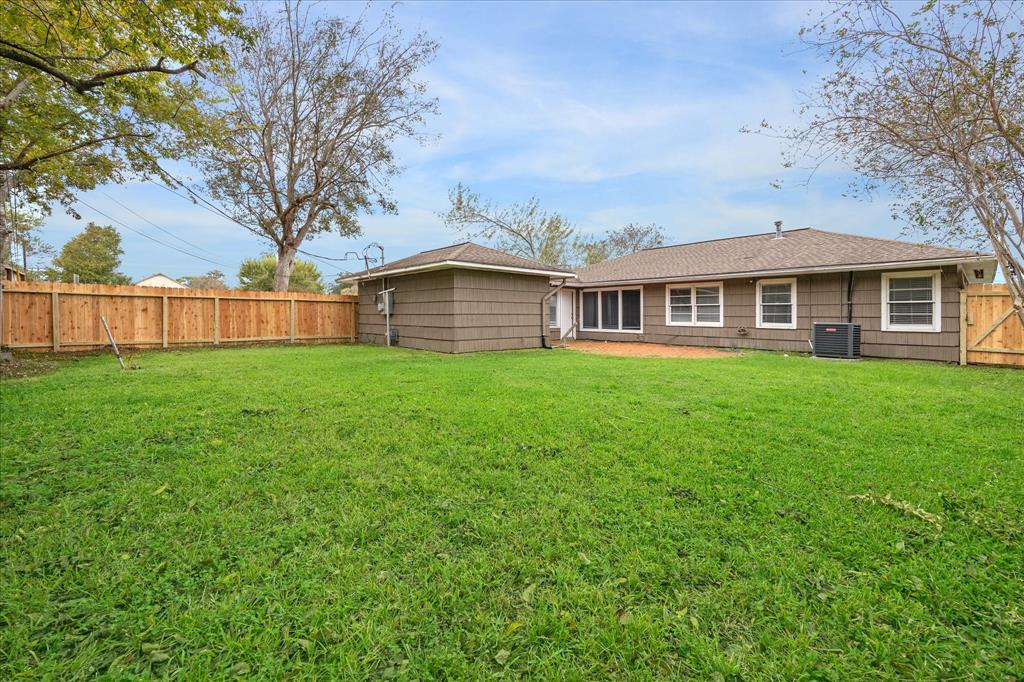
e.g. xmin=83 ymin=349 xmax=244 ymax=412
xmin=379 ymin=281 xmax=396 ymax=347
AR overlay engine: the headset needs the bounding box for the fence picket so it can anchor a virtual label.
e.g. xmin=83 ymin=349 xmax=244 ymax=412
xmin=1 ymin=281 xmax=357 ymax=352
xmin=964 ymin=284 xmax=1024 ymax=367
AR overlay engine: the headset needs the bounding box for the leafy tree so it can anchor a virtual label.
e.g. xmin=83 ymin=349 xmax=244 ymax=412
xmin=178 ymin=270 xmax=228 ymax=290
xmin=442 ymin=183 xmax=577 ymax=267
xmin=199 ymin=1 xmax=438 ymax=291
xmin=328 ymin=274 xmax=358 ymax=295
xmin=575 ymin=222 xmax=667 ymax=266
xmin=754 ymin=0 xmax=1024 ymax=324
xmin=49 ymin=223 xmax=131 ymax=284
xmin=0 ymin=0 xmax=247 ymax=240
xmin=238 ymin=256 xmax=324 ymax=293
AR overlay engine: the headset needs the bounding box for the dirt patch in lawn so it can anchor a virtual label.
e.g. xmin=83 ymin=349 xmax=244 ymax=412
xmin=565 ymin=340 xmax=736 ymax=358
xmin=0 ymin=353 xmax=69 ymax=380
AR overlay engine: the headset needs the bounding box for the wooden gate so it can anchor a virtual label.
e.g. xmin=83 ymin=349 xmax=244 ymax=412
xmin=960 ymin=284 xmax=1024 ymax=367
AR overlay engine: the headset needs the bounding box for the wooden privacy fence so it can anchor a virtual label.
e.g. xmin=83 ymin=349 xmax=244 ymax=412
xmin=0 ymin=280 xmax=357 ymax=352
xmin=960 ymin=284 xmax=1024 ymax=367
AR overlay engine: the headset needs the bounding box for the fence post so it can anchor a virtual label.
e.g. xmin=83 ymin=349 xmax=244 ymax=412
xmin=162 ymin=295 xmax=169 ymax=349
xmin=51 ymin=291 xmax=60 ymax=351
xmin=289 ymin=298 xmax=296 ymax=343
xmin=213 ymin=296 xmax=220 ymax=345
xmin=350 ymin=301 xmax=357 ymax=343
xmin=959 ymin=289 xmax=967 ymax=366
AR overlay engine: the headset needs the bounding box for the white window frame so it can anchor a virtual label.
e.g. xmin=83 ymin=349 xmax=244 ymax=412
xmin=580 ymin=286 xmax=644 ymax=333
xmin=548 ymin=292 xmax=559 ymax=328
xmin=756 ymin=277 xmax=798 ymax=330
xmin=663 ymin=282 xmax=724 ymax=328
xmin=881 ymin=270 xmax=942 ymax=333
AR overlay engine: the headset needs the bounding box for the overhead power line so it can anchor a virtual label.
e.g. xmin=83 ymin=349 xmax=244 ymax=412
xmin=76 ymin=198 xmax=230 ymax=268
xmin=146 ymin=177 xmax=376 ymax=273
xmin=100 ymin=190 xmax=216 ymax=256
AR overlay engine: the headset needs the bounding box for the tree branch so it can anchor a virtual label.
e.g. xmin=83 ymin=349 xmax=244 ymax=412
xmin=0 ymin=42 xmax=199 ymax=93
xmin=0 ymin=132 xmax=151 ymax=170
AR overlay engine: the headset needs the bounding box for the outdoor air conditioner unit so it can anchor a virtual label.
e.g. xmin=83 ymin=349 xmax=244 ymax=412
xmin=812 ymin=322 xmax=861 ymax=359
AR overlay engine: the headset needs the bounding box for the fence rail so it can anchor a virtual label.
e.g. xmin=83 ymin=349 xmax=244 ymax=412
xmin=0 ymin=280 xmax=357 ymax=352
xmin=960 ymin=283 xmax=1023 ymax=367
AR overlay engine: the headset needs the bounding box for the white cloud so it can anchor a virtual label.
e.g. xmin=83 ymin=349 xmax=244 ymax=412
xmin=403 ymin=32 xmax=811 ymax=187
xmin=37 ymin=1 xmax=906 ymax=279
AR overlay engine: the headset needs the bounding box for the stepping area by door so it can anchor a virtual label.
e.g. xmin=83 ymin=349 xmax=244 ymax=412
xmin=565 ymin=339 xmax=735 ymax=358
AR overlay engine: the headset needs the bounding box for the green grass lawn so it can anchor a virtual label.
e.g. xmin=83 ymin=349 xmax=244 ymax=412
xmin=2 ymin=345 xmax=1022 ymax=680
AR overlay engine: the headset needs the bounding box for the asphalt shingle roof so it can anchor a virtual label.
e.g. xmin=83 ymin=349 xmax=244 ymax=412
xmin=574 ymin=228 xmax=990 ymax=285
xmin=352 ymin=242 xmax=575 ymax=279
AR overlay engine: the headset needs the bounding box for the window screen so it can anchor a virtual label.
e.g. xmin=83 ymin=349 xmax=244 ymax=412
xmin=695 ymin=287 xmax=721 ymax=324
xmin=760 ymin=282 xmax=793 ymax=325
xmin=667 ymin=284 xmax=721 ymax=325
xmin=621 ymin=289 xmax=642 ymax=330
xmin=888 ymin=276 xmax=934 ymax=326
xmin=668 ymin=288 xmax=692 ymax=323
xmin=582 ymin=291 xmax=598 ymax=329
xmin=601 ymin=291 xmax=619 ymax=330
xmin=549 ymin=295 xmax=558 ymax=327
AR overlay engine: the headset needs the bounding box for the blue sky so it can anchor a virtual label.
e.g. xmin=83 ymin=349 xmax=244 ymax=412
xmin=40 ymin=1 xmax=909 ymax=285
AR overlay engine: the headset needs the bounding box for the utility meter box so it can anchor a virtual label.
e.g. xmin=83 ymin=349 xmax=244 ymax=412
xmin=376 ymin=290 xmax=394 ymax=315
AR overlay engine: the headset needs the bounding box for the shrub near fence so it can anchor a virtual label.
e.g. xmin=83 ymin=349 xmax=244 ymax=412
xmin=0 ymin=281 xmax=357 ymax=352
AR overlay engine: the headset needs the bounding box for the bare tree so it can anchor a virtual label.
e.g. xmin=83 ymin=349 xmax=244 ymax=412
xmin=178 ymin=271 xmax=228 ymax=289
xmin=753 ymin=0 xmax=1024 ymax=324
xmin=199 ymin=1 xmax=438 ymax=290
xmin=442 ymin=183 xmax=577 ymax=267
xmin=575 ymin=222 xmax=667 ymax=266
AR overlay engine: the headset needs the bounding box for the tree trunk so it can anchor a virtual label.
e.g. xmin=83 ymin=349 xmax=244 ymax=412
xmin=0 ymin=171 xmax=11 ymax=267
xmin=274 ymin=243 xmax=297 ymax=292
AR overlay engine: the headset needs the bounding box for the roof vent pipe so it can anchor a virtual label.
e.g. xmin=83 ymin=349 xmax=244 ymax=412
xmin=773 ymin=220 xmax=784 ymax=239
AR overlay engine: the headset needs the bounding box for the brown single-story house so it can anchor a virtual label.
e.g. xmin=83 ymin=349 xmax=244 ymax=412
xmin=348 ymin=242 xmax=575 ymax=353
xmin=562 ymin=226 xmax=996 ymax=362
xmin=348 ymin=227 xmax=997 ymax=361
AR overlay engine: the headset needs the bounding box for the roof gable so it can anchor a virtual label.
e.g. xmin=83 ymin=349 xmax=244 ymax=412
xmin=349 ymin=242 xmax=575 ymax=280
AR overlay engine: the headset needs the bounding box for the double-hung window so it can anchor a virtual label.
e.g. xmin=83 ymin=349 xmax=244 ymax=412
xmin=882 ymin=271 xmax=941 ymax=332
xmin=581 ymin=287 xmax=642 ymax=332
xmin=548 ymin=293 xmax=558 ymax=328
xmin=665 ymin=282 xmax=723 ymax=327
xmin=756 ymin=277 xmax=797 ymax=329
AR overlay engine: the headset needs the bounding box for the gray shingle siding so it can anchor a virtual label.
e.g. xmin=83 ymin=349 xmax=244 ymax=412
xmin=575 ymin=266 xmax=960 ymax=362
xmin=358 ymin=268 xmax=550 ymax=353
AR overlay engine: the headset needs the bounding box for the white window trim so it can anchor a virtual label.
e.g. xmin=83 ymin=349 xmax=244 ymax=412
xmin=663 ymin=282 xmax=724 ymax=328
xmin=881 ymin=270 xmax=942 ymax=333
xmin=549 ymin=293 xmax=559 ymax=328
xmin=581 ymin=286 xmax=644 ymax=333
xmin=756 ymin=277 xmax=798 ymax=330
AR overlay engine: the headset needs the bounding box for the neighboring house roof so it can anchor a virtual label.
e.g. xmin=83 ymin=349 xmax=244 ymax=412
xmin=135 ymin=273 xmax=186 ymax=288
xmin=574 ymin=227 xmax=993 ymax=286
xmin=345 ymin=242 xmax=576 ymax=281
xmin=2 ymin=262 xmax=27 ymax=281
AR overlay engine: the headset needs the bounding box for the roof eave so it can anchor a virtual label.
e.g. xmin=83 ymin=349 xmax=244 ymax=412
xmin=343 ymin=260 xmax=577 ymax=282
xmin=568 ymin=254 xmax=995 ymax=288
